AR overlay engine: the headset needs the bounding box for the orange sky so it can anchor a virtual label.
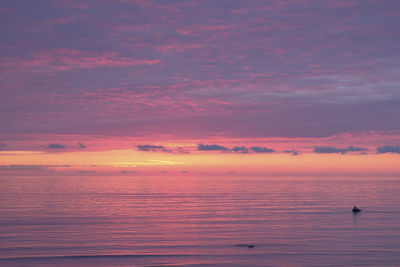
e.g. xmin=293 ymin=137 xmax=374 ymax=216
xmin=1 ymin=145 xmax=400 ymax=177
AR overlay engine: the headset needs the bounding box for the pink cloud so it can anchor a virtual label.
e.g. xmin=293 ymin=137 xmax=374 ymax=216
xmin=1 ymin=0 xmax=399 ymax=142
xmin=1 ymin=49 xmax=159 ymax=71
xmin=155 ymin=43 xmax=206 ymax=54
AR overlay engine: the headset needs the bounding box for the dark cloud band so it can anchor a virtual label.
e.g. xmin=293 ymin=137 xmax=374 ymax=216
xmin=314 ymin=146 xmax=368 ymax=154
xmin=48 ymin=143 xmax=66 ymax=149
xmin=198 ymin=144 xmax=229 ymax=151
xmin=377 ymin=145 xmax=400 ymax=154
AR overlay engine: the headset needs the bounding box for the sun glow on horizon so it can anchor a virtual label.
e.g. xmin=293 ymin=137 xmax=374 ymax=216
xmin=1 ymin=147 xmax=399 ymax=177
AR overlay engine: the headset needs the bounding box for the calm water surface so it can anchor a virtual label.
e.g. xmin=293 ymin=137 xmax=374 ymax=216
xmin=0 ymin=175 xmax=399 ymax=266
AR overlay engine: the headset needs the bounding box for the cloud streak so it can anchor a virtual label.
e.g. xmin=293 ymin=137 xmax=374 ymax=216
xmin=232 ymin=146 xmax=249 ymax=153
xmin=78 ymin=142 xmax=87 ymax=149
xmin=251 ymin=146 xmax=275 ymax=153
xmin=314 ymin=146 xmax=368 ymax=154
xmin=48 ymin=143 xmax=66 ymax=149
xmin=0 ymin=164 xmax=70 ymax=170
xmin=2 ymin=49 xmax=159 ymax=72
xmin=137 ymin=144 xmax=169 ymax=152
xmin=284 ymin=149 xmax=299 ymax=156
xmin=198 ymin=144 xmax=275 ymax=154
xmin=198 ymin=144 xmax=229 ymax=151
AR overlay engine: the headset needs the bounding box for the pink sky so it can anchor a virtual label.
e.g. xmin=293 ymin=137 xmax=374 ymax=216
xmin=1 ymin=0 xmax=400 ymax=175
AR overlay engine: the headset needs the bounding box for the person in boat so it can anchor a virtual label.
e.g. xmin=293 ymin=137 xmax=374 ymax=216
xmin=352 ymin=206 xmax=361 ymax=213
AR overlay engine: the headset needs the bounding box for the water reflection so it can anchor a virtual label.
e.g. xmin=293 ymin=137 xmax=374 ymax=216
xmin=0 ymin=176 xmax=399 ymax=266
xmin=352 ymin=209 xmax=362 ymax=227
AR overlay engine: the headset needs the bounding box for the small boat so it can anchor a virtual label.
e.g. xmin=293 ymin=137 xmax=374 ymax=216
xmin=352 ymin=206 xmax=362 ymax=213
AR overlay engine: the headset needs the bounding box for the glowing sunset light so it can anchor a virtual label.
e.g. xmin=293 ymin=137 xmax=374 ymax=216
xmin=0 ymin=0 xmax=399 ymax=176
xmin=1 ymin=147 xmax=399 ymax=177
xmin=1 ymin=1 xmax=400 ymax=266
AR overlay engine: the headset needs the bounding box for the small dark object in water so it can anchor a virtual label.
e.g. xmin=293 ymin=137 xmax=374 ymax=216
xmin=235 ymin=244 xmax=255 ymax=248
xmin=352 ymin=206 xmax=362 ymax=213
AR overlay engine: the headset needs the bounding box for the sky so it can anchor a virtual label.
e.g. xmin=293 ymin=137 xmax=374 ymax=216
xmin=1 ymin=0 xmax=400 ymax=176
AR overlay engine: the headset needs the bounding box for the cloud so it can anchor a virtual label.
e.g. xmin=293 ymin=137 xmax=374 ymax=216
xmin=0 ymin=143 xmax=6 ymax=148
xmin=1 ymin=1 xmax=400 ymax=141
xmin=48 ymin=143 xmax=66 ymax=149
xmin=78 ymin=142 xmax=87 ymax=149
xmin=314 ymin=146 xmax=368 ymax=154
xmin=0 ymin=164 xmax=70 ymax=170
xmin=377 ymin=145 xmax=400 ymax=154
xmin=314 ymin=147 xmax=342 ymax=154
xmin=345 ymin=146 xmax=369 ymax=153
xmin=284 ymin=149 xmax=299 ymax=156
xmin=0 ymin=165 xmax=44 ymax=170
xmin=120 ymin=170 xmax=138 ymax=174
xmin=198 ymin=144 xmax=275 ymax=153
xmin=4 ymin=49 xmax=160 ymax=72
xmin=176 ymin=147 xmax=190 ymax=154
xmin=232 ymin=146 xmax=249 ymax=153
xmin=137 ymin=144 xmax=168 ymax=152
xmin=198 ymin=144 xmax=229 ymax=151
xmin=251 ymin=146 xmax=275 ymax=153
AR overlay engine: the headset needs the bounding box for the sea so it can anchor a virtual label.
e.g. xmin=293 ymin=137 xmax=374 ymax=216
xmin=0 ymin=175 xmax=399 ymax=266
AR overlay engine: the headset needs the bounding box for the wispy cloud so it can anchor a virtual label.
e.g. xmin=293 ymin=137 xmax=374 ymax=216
xmin=78 ymin=142 xmax=87 ymax=149
xmin=232 ymin=146 xmax=249 ymax=153
xmin=251 ymin=146 xmax=275 ymax=153
xmin=198 ymin=144 xmax=229 ymax=151
xmin=48 ymin=143 xmax=66 ymax=149
xmin=198 ymin=144 xmax=276 ymax=153
xmin=120 ymin=170 xmax=138 ymax=174
xmin=314 ymin=146 xmax=368 ymax=154
xmin=284 ymin=149 xmax=299 ymax=156
xmin=148 ymin=159 xmax=182 ymax=165
xmin=2 ymin=49 xmax=159 ymax=72
xmin=0 ymin=164 xmax=70 ymax=170
xmin=137 ymin=144 xmax=169 ymax=152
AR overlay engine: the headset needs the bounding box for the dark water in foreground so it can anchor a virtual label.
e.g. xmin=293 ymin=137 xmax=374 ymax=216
xmin=0 ymin=175 xmax=399 ymax=266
